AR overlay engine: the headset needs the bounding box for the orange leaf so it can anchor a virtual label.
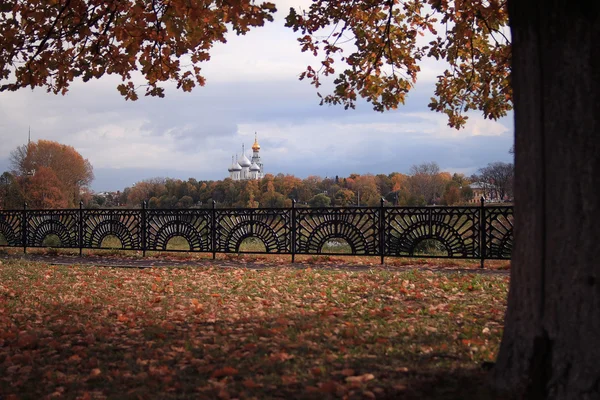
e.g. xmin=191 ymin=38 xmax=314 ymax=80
xmin=319 ymin=380 xmax=338 ymax=394
xmin=211 ymin=367 xmax=239 ymax=378
xmin=242 ymin=378 xmax=262 ymax=389
xmin=281 ymin=375 xmax=298 ymax=385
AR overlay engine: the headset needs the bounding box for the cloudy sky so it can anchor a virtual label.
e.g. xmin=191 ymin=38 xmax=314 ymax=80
xmin=0 ymin=1 xmax=513 ymax=192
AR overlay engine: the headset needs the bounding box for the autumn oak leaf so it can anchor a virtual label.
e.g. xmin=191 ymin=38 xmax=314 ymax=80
xmin=211 ymin=367 xmax=239 ymax=378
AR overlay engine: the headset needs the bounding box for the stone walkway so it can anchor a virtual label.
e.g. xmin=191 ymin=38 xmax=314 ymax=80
xmin=0 ymin=253 xmax=510 ymax=275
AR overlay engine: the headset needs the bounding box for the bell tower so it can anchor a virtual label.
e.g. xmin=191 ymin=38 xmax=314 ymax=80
xmin=251 ymin=132 xmax=263 ymax=178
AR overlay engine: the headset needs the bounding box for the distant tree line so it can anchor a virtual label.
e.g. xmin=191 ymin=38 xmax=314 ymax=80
xmin=0 ymin=140 xmax=513 ymax=210
xmin=86 ymin=161 xmax=513 ymax=210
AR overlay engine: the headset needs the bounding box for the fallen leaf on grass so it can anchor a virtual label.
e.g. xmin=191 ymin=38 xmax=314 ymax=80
xmin=281 ymin=375 xmax=298 ymax=385
xmin=242 ymin=378 xmax=262 ymax=389
xmin=318 ymin=380 xmax=339 ymax=394
xmin=211 ymin=367 xmax=239 ymax=378
xmin=337 ymin=368 xmax=355 ymax=377
xmin=345 ymin=373 xmax=375 ymax=383
xmin=16 ymin=332 xmax=38 ymax=349
xmin=269 ymin=351 xmax=294 ymax=362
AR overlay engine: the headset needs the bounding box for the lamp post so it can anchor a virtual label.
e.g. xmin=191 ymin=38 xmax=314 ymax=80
xmin=23 ymin=170 xmax=34 ymax=205
xmin=385 ymin=190 xmax=399 ymax=206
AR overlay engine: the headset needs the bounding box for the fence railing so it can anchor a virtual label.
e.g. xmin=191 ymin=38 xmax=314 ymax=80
xmin=0 ymin=198 xmax=513 ymax=267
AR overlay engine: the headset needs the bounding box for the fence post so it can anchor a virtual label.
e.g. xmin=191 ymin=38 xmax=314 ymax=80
xmin=141 ymin=201 xmax=147 ymax=257
xmin=22 ymin=202 xmax=27 ymax=254
xmin=480 ymin=196 xmax=486 ymax=269
xmin=291 ymin=200 xmax=296 ymax=263
xmin=380 ymin=198 xmax=385 ymax=265
xmin=428 ymin=205 xmax=433 ymax=233
xmin=79 ymin=201 xmax=83 ymax=256
xmin=211 ymin=200 xmax=216 ymax=260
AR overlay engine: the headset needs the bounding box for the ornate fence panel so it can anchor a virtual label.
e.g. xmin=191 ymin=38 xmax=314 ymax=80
xmin=26 ymin=209 xmax=79 ymax=248
xmin=146 ymin=209 xmax=212 ymax=253
xmin=483 ymin=206 xmax=514 ymax=259
xmin=82 ymin=209 xmax=141 ymax=250
xmin=385 ymin=206 xmax=480 ymax=258
xmin=214 ymin=208 xmax=291 ymax=254
xmin=295 ymin=207 xmax=380 ymax=255
xmin=0 ymin=210 xmax=24 ymax=247
xmin=0 ymin=202 xmax=513 ymax=266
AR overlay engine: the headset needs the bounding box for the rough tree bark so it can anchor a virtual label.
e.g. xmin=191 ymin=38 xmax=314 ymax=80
xmin=493 ymin=1 xmax=600 ymax=398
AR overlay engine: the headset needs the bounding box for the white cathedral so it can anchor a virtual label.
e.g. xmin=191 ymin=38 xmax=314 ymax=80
xmin=227 ymin=133 xmax=264 ymax=180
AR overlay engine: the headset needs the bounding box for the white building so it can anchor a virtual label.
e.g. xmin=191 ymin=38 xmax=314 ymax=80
xmin=227 ymin=133 xmax=264 ymax=181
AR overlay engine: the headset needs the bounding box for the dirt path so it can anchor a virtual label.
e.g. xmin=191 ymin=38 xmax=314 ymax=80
xmin=0 ymin=253 xmax=509 ymax=275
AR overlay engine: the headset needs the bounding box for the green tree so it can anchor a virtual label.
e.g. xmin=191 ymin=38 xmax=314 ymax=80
xmin=0 ymin=172 xmax=23 ymax=209
xmin=177 ymin=195 xmax=194 ymax=208
xmin=460 ymin=186 xmax=474 ymax=203
xmin=308 ymin=193 xmax=331 ymax=208
xmin=260 ymin=191 xmax=286 ymax=208
xmin=148 ymin=197 xmax=160 ymax=209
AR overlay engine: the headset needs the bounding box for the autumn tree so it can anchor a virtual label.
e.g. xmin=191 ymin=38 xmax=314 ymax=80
xmin=408 ymin=162 xmax=445 ymax=205
xmin=334 ymin=189 xmax=354 ymax=207
xmin=375 ymin=174 xmax=392 ymax=197
xmin=390 ymin=173 xmax=408 ymax=193
xmin=296 ymin=175 xmax=322 ymax=204
xmin=490 ymin=2 xmax=600 ymax=398
xmin=351 ymin=174 xmax=381 ymax=206
xmin=0 ymin=0 xmax=277 ymax=100
xmin=273 ymin=174 xmax=302 ymax=198
xmin=22 ymin=166 xmax=68 ymax=209
xmin=238 ymin=180 xmax=260 ymax=208
xmin=177 ymin=195 xmax=194 ymax=208
xmin=440 ymin=173 xmax=473 ymax=205
xmin=441 ymin=185 xmax=461 ymax=206
xmin=387 ymin=172 xmax=412 ymax=205
xmin=10 ymin=140 xmax=93 ymax=208
xmin=127 ymin=178 xmax=167 ymax=206
xmin=1 ymin=0 xmax=508 ymax=128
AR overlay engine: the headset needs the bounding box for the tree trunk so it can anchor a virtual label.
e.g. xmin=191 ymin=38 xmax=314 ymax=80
xmin=493 ymin=2 xmax=600 ymax=398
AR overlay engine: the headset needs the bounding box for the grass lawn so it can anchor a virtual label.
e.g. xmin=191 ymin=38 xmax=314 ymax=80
xmin=2 ymin=234 xmax=453 ymax=257
xmin=0 ymin=260 xmax=509 ymax=399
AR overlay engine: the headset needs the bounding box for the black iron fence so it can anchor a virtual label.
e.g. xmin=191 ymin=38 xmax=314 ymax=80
xmin=0 ymin=199 xmax=513 ymax=267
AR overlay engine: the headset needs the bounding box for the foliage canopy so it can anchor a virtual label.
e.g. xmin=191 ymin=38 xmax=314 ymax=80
xmin=8 ymin=139 xmax=94 ymax=208
xmin=0 ymin=0 xmax=510 ymax=128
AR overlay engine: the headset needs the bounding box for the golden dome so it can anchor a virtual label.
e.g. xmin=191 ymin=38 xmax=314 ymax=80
xmin=252 ymin=132 xmax=260 ymax=151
